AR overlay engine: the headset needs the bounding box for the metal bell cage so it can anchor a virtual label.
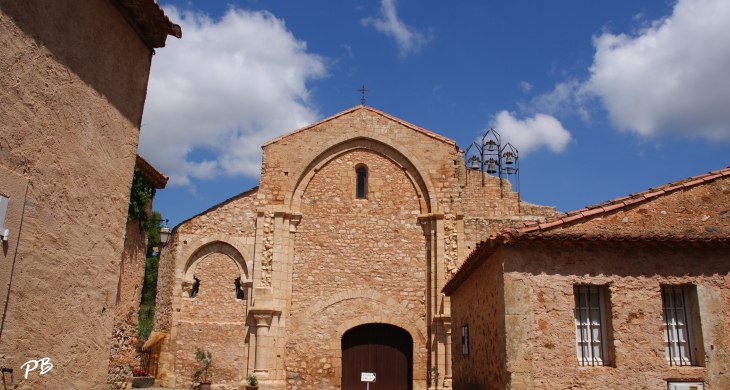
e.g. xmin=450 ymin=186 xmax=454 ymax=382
xmin=463 ymin=127 xmax=520 ymax=200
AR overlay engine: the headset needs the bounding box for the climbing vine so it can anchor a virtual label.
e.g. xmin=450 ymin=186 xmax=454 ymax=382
xmin=127 ymin=167 xmax=156 ymax=222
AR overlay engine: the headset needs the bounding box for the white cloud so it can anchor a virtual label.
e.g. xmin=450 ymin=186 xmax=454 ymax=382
xmin=519 ymin=81 xmax=533 ymax=93
xmin=138 ymin=7 xmax=327 ymax=186
xmin=581 ymin=0 xmax=730 ymax=139
xmin=526 ymin=0 xmax=730 ymax=140
xmin=362 ymin=0 xmax=430 ymax=58
xmin=489 ymin=111 xmax=572 ymax=155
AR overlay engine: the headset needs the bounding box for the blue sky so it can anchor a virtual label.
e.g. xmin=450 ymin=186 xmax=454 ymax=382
xmin=138 ymin=0 xmax=730 ymax=227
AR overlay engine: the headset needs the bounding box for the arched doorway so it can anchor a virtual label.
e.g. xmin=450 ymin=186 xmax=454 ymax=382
xmin=341 ymin=323 xmax=413 ymax=390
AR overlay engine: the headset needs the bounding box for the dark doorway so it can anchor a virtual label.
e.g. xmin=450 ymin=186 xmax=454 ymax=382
xmin=342 ymin=323 xmax=413 ymax=390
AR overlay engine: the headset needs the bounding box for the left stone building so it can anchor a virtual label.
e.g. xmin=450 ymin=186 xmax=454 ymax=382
xmin=151 ymin=105 xmax=556 ymax=390
xmin=0 ymin=1 xmax=179 ymax=388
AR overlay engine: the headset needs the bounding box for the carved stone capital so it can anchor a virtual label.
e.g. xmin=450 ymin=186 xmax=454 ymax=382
xmin=289 ymin=213 xmax=302 ymax=232
xmin=181 ymin=279 xmax=195 ymax=297
xmin=250 ymin=308 xmax=276 ymax=327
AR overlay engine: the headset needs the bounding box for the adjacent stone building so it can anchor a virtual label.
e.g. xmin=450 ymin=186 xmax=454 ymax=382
xmin=444 ymin=167 xmax=730 ymax=389
xmin=0 ymin=1 xmax=179 ymax=388
xmin=107 ymin=155 xmax=168 ymax=390
xmin=151 ymin=105 xmax=556 ymax=389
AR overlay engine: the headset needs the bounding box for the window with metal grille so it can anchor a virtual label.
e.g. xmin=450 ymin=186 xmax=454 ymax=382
xmin=461 ymin=324 xmax=469 ymax=356
xmin=662 ymin=285 xmax=696 ymax=366
xmin=574 ymin=285 xmax=609 ymax=366
xmin=356 ymin=167 xmax=367 ymax=199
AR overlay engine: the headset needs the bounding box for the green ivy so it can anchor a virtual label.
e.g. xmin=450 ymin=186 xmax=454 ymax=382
xmin=128 ymin=167 xmax=156 ymax=222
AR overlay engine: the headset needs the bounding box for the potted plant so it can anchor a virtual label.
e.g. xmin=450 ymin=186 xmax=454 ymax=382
xmin=131 ymin=368 xmax=154 ymax=388
xmin=245 ymin=374 xmax=259 ymax=390
xmin=194 ymin=348 xmax=213 ymax=390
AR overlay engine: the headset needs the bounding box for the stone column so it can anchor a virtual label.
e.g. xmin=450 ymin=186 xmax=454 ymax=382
xmin=249 ymin=309 xmax=273 ymax=374
xmin=442 ymin=316 xmax=452 ymax=388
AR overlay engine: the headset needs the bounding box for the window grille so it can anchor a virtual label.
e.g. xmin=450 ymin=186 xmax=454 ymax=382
xmin=356 ymin=167 xmax=367 ymax=199
xmin=662 ymin=285 xmax=695 ymax=366
xmin=461 ymin=324 xmax=469 ymax=356
xmin=574 ymin=285 xmax=608 ymax=366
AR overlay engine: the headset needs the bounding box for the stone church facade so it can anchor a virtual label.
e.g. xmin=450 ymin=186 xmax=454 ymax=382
xmin=151 ymin=105 xmax=556 ymax=389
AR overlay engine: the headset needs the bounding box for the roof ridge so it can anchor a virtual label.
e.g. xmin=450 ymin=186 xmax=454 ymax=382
xmin=263 ymin=105 xmax=457 ymax=147
xmin=512 ymin=166 xmax=730 ymax=234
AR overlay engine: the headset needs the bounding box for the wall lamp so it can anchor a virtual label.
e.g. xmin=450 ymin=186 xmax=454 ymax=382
xmin=146 ymin=218 xmax=171 ymax=246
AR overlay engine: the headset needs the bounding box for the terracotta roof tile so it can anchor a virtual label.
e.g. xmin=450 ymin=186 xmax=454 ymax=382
xmin=644 ymin=190 xmax=665 ymax=199
xmin=682 ymin=179 xmax=705 ymax=187
xmin=561 ymin=214 xmax=585 ymax=223
xmin=580 ymin=208 xmax=603 ymax=218
xmin=114 ymin=0 xmax=181 ymax=48
xmin=601 ymin=203 xmax=625 ymax=213
xmin=136 ymin=154 xmax=168 ymax=189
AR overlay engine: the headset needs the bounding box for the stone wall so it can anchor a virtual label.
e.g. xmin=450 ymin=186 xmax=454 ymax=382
xmin=153 ymin=190 xmax=259 ymax=387
xmin=0 ymin=0 xmax=155 ymax=388
xmin=152 ymin=106 xmax=559 ymax=389
xmin=260 ymin=107 xmax=461 ymax=214
xmin=107 ymin=220 xmax=148 ymax=390
xmin=287 ymin=149 xmax=428 ymax=389
xmin=173 ymin=252 xmax=249 ymax=389
xmin=501 ymin=243 xmax=730 ymax=389
xmin=450 ymin=251 xmax=505 ymax=390
xmin=459 ymin=169 xmax=557 ymax=260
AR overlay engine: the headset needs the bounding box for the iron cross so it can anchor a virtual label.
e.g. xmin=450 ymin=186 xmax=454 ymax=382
xmin=357 ymin=85 xmax=369 ymax=105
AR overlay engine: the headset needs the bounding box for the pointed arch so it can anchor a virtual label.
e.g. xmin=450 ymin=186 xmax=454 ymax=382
xmin=288 ymin=137 xmax=435 ymax=214
xmin=181 ymin=238 xmax=250 ymax=288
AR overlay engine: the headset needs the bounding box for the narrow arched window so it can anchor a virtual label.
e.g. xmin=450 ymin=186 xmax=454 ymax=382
xmin=356 ymin=167 xmax=367 ymax=199
xmin=234 ymin=278 xmax=246 ymax=300
xmin=190 ymin=277 xmax=200 ymax=298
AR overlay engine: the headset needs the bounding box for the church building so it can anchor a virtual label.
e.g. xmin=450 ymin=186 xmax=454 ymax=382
xmin=149 ymin=105 xmax=556 ymax=389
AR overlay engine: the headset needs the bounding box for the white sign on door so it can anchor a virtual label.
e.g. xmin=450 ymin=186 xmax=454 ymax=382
xmin=361 ymin=372 xmax=376 ymax=382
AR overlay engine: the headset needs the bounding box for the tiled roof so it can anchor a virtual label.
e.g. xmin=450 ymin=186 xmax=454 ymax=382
xmin=263 ymin=105 xmax=457 ymax=147
xmin=512 ymin=166 xmax=730 ymax=234
xmin=113 ymin=0 xmax=182 ymax=48
xmin=136 ymin=154 xmax=168 ymax=189
xmin=442 ymin=231 xmax=730 ymax=295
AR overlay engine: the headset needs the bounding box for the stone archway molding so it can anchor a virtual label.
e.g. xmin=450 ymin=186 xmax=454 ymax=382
xmin=180 ymin=234 xmax=252 ymax=290
xmin=288 ymin=289 xmax=428 ymax=386
xmin=287 ymin=137 xmax=436 ymax=214
xmin=288 ymin=288 xmax=426 ymax=342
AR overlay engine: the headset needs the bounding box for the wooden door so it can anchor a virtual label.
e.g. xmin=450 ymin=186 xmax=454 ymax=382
xmin=342 ymin=324 xmax=412 ymax=390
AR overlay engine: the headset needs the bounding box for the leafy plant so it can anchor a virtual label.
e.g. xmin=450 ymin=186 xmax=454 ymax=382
xmin=430 ymin=366 xmax=440 ymax=389
xmin=194 ymin=348 xmax=213 ymax=383
xmin=246 ymin=374 xmax=258 ymax=387
xmin=127 ymin=167 xmax=156 ymax=222
xmin=137 ymin=210 xmax=163 ymax=340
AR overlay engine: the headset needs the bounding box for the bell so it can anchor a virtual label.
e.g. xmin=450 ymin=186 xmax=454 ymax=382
xmin=486 ymin=159 xmax=497 ymax=174
xmin=506 ymin=167 xmax=514 ymax=175
xmin=487 ymin=141 xmax=496 ymax=152
xmin=505 ymin=153 xmax=514 ymax=165
xmin=470 ymin=159 xmax=479 ymax=170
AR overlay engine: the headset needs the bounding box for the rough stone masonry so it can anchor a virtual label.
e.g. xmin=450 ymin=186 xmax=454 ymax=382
xmin=151 ymin=105 xmax=556 ymax=390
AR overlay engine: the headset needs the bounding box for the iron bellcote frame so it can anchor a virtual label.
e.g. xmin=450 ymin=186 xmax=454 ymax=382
xmin=463 ymin=128 xmax=520 ymax=200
